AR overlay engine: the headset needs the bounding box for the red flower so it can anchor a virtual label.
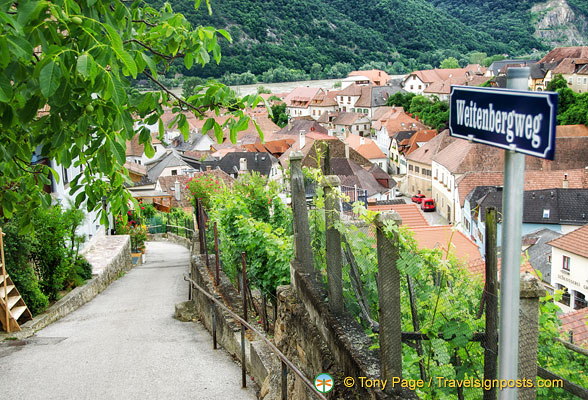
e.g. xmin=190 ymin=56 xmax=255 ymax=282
xmin=141 ymin=207 xmax=144 ymax=210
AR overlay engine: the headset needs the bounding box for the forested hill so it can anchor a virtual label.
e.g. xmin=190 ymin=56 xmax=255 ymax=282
xmin=150 ymin=0 xmax=588 ymax=79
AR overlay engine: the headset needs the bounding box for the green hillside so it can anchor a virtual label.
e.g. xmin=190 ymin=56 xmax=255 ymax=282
xmin=146 ymin=0 xmax=587 ymax=80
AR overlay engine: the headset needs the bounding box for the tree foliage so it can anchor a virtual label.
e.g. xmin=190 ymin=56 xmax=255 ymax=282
xmin=548 ymin=74 xmax=588 ymax=126
xmin=439 ymin=57 xmax=460 ymax=69
xmin=149 ymin=0 xmax=574 ymax=80
xmin=0 ymin=0 xmax=265 ymax=230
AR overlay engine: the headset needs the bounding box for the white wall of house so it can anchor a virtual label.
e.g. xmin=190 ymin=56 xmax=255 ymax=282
xmin=287 ymin=106 xmax=311 ymax=118
xmin=403 ymin=75 xmax=427 ymax=94
xmin=336 ymin=95 xmax=360 ymax=112
xmin=370 ymin=157 xmax=389 ymax=171
xmin=431 ymin=161 xmax=458 ymax=223
xmin=191 ymin=133 xmax=216 ymax=152
xmin=140 ymin=143 xmax=167 ymax=165
xmin=374 ymin=127 xmax=391 ymax=158
xmin=551 ymin=247 xmax=588 ymax=312
xmin=159 ymin=165 xmax=193 ymax=178
xmin=310 ymin=105 xmax=337 ymax=120
xmin=50 ymin=160 xmax=110 ymax=243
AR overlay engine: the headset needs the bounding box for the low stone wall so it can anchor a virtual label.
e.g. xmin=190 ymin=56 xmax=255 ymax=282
xmin=188 ymin=252 xmax=277 ymax=397
xmin=1 ymin=235 xmax=132 ymax=340
xmin=286 ymin=260 xmax=415 ymax=400
xmin=149 ymin=232 xmax=193 ymax=251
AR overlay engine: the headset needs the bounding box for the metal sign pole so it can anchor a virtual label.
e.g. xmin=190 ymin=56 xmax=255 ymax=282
xmin=498 ymin=67 xmax=529 ymax=400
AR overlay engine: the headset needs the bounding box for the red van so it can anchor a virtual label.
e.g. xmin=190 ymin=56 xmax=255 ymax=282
xmin=421 ymin=198 xmax=436 ymax=212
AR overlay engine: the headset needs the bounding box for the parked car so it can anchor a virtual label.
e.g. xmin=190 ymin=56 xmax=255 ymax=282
xmin=393 ymin=188 xmax=402 ymax=197
xmin=421 ymin=198 xmax=436 ymax=212
xmin=411 ymin=193 xmax=426 ymax=203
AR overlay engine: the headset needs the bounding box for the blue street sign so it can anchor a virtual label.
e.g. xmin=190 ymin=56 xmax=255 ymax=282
xmin=449 ymin=86 xmax=558 ymax=160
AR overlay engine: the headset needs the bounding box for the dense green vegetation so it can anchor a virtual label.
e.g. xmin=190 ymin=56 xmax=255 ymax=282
xmin=142 ymin=0 xmax=588 ymax=82
xmin=387 ymin=93 xmax=450 ymax=131
xmin=548 ymin=74 xmax=588 ymax=126
xmin=3 ymin=204 xmax=92 ymax=314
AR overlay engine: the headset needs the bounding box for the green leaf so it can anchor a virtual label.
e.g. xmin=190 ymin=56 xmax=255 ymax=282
xmin=184 ymin=52 xmax=194 ymax=70
xmin=104 ymin=23 xmax=123 ymax=52
xmin=6 ymin=35 xmax=32 ymax=60
xmin=143 ymin=141 xmax=155 ymax=158
xmin=40 ymin=59 xmax=62 ymax=98
xmin=112 ymin=140 xmax=126 ymax=165
xmin=116 ymin=49 xmax=138 ymax=78
xmin=217 ymin=29 xmax=232 ymax=43
xmin=141 ymin=53 xmax=157 ymax=78
xmin=202 ymin=117 xmax=214 ymax=135
xmin=106 ymin=74 xmax=126 ymax=106
xmin=253 ymin=119 xmax=264 ymax=143
xmin=76 ymin=53 xmax=96 ymax=79
xmin=214 ymin=123 xmax=223 ymax=143
xmin=0 ymin=73 xmax=13 ymax=102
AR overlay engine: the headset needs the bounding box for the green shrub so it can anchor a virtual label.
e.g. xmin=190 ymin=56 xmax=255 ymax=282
xmin=2 ymin=221 xmax=49 ymax=315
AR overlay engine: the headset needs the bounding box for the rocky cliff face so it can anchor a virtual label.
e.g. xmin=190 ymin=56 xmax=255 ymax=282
xmin=532 ymin=0 xmax=588 ymax=47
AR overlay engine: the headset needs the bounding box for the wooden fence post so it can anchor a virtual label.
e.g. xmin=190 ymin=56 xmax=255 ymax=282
xmin=322 ymin=175 xmax=343 ymax=314
xmin=483 ymin=207 xmax=498 ymax=400
xmin=289 ymin=151 xmax=315 ymax=275
xmin=518 ymin=273 xmax=545 ymax=400
xmin=375 ymin=211 xmax=402 ymax=394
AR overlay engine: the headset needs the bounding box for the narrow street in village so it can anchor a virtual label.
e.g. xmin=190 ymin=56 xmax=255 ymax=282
xmin=0 ymin=242 xmax=256 ymax=400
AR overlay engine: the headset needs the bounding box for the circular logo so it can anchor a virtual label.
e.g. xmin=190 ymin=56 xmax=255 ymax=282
xmin=314 ymin=373 xmax=334 ymax=393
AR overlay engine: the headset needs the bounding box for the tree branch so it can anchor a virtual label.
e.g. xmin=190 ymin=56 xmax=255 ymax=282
xmin=132 ymin=19 xmax=157 ymax=27
xmin=142 ymin=70 xmax=209 ymax=116
xmin=126 ymin=39 xmax=184 ymax=61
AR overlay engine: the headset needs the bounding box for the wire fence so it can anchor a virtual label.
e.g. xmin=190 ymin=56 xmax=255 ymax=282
xmin=146 ymin=214 xmax=194 ymax=239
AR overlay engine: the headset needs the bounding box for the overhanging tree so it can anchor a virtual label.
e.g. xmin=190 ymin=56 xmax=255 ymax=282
xmin=0 ymin=0 xmax=265 ymax=231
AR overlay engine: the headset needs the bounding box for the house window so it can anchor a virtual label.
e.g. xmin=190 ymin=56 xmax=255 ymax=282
xmin=171 ymin=170 xmax=177 ymax=176
xmin=575 ymin=292 xmax=587 ymax=310
xmin=578 ymin=77 xmax=582 ymax=84
xmin=410 ymin=85 xmax=414 ymax=90
xmin=563 ymin=255 xmax=570 ymax=271
xmin=418 ymin=85 xmax=422 ymax=90
xmin=62 ymin=166 xmax=69 ymax=184
xmin=543 ymin=209 xmax=550 ymax=218
xmin=415 ymin=166 xmax=420 ymax=173
xmin=585 ymin=78 xmax=587 ymax=85
xmin=558 ymin=284 xmax=570 ymax=306
xmin=409 ymin=165 xmax=413 ymax=171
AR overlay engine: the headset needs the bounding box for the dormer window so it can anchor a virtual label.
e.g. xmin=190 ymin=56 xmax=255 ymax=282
xmin=543 ymin=209 xmax=550 ymax=218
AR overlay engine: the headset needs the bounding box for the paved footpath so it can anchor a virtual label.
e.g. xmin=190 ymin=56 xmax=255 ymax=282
xmin=0 ymin=241 xmax=256 ymax=400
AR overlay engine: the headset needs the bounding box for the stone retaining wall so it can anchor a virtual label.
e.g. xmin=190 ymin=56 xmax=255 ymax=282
xmin=1 ymin=235 xmax=132 ymax=340
xmin=149 ymin=232 xmax=193 ymax=251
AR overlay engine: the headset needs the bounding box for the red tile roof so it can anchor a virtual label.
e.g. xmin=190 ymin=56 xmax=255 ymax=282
xmin=410 ymin=226 xmax=482 ymax=264
xmin=433 ymin=140 xmax=504 ymax=174
xmin=558 ymin=308 xmax=588 ymax=347
xmin=466 ymin=258 xmax=536 ymax=281
xmin=406 ymin=131 xmax=456 ymax=165
xmin=348 ymin=69 xmax=391 ymax=86
xmin=404 ymin=129 xmax=438 ymax=155
xmin=344 ymin=136 xmax=386 ymax=160
xmin=547 ymin=224 xmax=588 ymax=259
xmin=539 ymin=47 xmax=588 ymax=64
xmin=367 ymin=203 xmax=429 ymax=228
xmin=285 ymin=87 xmax=322 ymax=108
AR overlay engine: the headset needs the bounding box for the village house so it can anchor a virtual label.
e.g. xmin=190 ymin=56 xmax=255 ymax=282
xmin=372 ymin=107 xmax=427 ymax=174
xmin=538 ymin=47 xmax=588 ymax=93
xmin=308 ymin=91 xmax=338 ymax=120
xmin=347 ymin=69 xmax=391 ymax=86
xmin=284 ymin=87 xmax=323 ymax=118
xmin=402 ymin=65 xmax=486 ymax=95
xmin=343 ymin=135 xmax=388 ymax=170
xmin=549 ymin=224 xmax=588 ymax=312
xmin=465 ymin=187 xmax=588 ymax=258
xmin=317 ymin=111 xmax=371 ymax=138
xmin=334 ymin=84 xmax=398 ymax=118
xmin=217 ymin=152 xmax=282 ymax=182
xmin=405 ymin=131 xmax=454 ymax=198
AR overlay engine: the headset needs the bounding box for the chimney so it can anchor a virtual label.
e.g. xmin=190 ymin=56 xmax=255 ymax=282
xmin=299 ymin=130 xmax=306 ymax=149
xmin=345 ymin=143 xmax=350 ymax=159
xmin=360 ymin=137 xmax=365 ymax=145
xmin=239 ymin=157 xmax=247 ymax=172
xmin=563 ymin=173 xmax=569 ymax=188
xmin=174 ymin=180 xmax=181 ymax=201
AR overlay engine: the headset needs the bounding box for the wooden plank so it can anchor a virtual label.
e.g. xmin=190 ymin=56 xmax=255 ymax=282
xmin=0 ymin=284 xmax=15 ymax=299
xmin=7 ymin=295 xmax=20 ymax=309
xmin=11 ymin=305 xmax=26 ymax=321
xmin=537 ymin=366 xmax=588 ymax=398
